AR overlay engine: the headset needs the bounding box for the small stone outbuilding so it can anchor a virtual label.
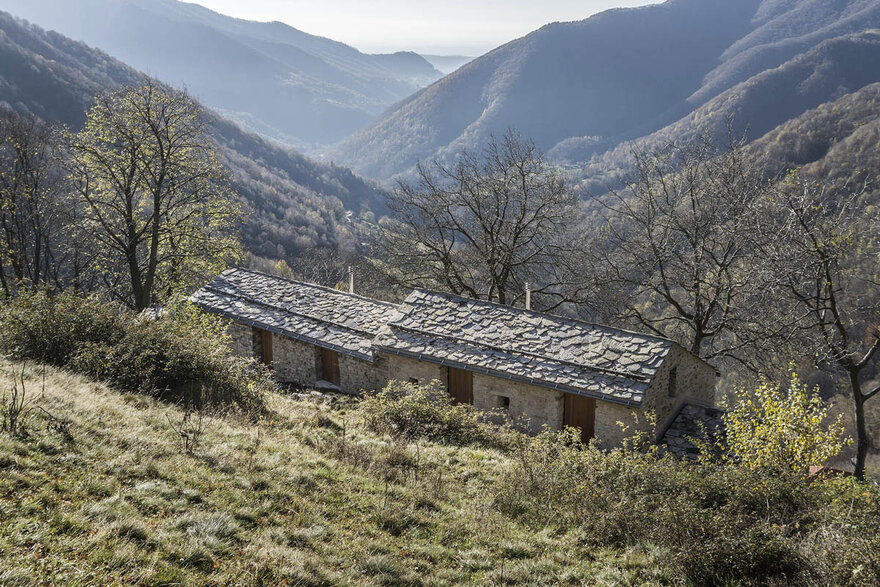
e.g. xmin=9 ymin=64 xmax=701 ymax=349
xmin=192 ymin=269 xmax=718 ymax=447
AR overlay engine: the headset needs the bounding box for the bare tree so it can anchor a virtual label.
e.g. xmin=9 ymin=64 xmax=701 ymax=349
xmin=383 ymin=131 xmax=583 ymax=309
xmin=763 ymin=176 xmax=880 ymax=479
xmin=67 ymin=82 xmax=243 ymax=310
xmin=587 ymin=134 xmax=778 ymax=364
xmin=0 ymin=109 xmax=70 ymax=296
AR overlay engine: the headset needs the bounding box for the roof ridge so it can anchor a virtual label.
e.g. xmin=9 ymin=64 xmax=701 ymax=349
xmin=223 ymin=267 xmax=400 ymax=309
xmin=407 ymin=288 xmax=676 ymax=345
xmin=384 ymin=321 xmax=652 ymax=382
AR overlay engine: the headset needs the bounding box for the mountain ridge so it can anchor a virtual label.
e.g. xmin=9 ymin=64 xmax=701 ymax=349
xmin=331 ymin=0 xmax=880 ymax=183
xmin=0 ymin=11 xmax=388 ymax=263
xmin=0 ymin=0 xmax=442 ymax=149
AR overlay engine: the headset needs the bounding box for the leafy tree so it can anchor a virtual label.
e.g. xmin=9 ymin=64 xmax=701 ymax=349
xmin=383 ymin=131 xmax=583 ymax=308
xmin=762 ymin=176 xmax=880 ymax=479
xmin=586 ymin=133 xmax=779 ymax=364
xmin=714 ymin=369 xmax=850 ymax=477
xmin=0 ymin=109 xmax=69 ymax=295
xmin=67 ymin=82 xmax=243 ymax=310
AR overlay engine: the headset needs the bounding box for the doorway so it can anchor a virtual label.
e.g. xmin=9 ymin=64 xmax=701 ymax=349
xmin=447 ymin=367 xmax=473 ymax=405
xmin=321 ymin=348 xmax=341 ymax=386
xmin=564 ymin=393 xmax=596 ymax=443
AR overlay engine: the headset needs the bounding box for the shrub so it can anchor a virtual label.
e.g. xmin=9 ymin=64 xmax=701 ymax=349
xmin=360 ymin=380 xmax=514 ymax=449
xmin=0 ymin=291 xmax=123 ymax=365
xmin=495 ymin=428 xmax=880 ymax=586
xmin=0 ymin=292 xmax=271 ymax=412
xmin=710 ymin=369 xmax=851 ymax=477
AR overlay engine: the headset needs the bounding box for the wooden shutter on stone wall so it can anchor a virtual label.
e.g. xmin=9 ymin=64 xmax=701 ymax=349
xmin=260 ymin=329 xmax=273 ymax=367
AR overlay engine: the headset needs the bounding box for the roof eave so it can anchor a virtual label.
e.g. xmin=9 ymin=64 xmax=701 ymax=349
xmin=195 ymin=302 xmax=376 ymax=363
xmin=375 ymin=345 xmax=643 ymax=408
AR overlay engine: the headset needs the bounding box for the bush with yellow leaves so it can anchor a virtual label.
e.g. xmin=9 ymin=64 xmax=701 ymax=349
xmin=715 ymin=369 xmax=851 ymax=477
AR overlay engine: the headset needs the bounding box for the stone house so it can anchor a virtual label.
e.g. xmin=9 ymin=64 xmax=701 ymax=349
xmin=192 ymin=268 xmax=717 ymax=447
xmin=190 ymin=268 xmax=398 ymax=393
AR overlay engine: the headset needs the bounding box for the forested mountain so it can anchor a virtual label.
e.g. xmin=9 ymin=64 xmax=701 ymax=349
xmin=0 ymin=0 xmax=442 ymax=149
xmin=564 ymin=29 xmax=880 ymax=194
xmin=332 ymin=0 xmax=880 ymax=182
xmin=0 ymin=11 xmax=388 ymax=262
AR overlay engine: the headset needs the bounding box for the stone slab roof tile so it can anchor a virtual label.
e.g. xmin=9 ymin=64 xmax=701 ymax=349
xmin=660 ymin=404 xmax=726 ymax=460
xmin=190 ymin=268 xmax=398 ymax=361
xmin=374 ymin=289 xmax=675 ymax=405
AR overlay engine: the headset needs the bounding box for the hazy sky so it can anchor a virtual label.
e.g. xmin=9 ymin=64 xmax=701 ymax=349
xmin=194 ymin=0 xmax=660 ymax=55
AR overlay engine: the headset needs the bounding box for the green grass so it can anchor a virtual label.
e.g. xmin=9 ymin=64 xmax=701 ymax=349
xmin=0 ymin=363 xmax=669 ymax=586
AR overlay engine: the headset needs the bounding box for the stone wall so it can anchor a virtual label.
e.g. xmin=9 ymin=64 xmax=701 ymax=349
xmin=382 ymin=354 xmax=640 ymax=444
xmin=594 ymin=400 xmax=645 ymax=448
xmin=642 ymin=345 xmax=718 ymax=439
xmin=224 ymin=319 xmax=259 ymax=359
xmin=385 ymin=355 xmax=447 ymax=387
xmin=273 ymin=335 xmax=320 ymax=385
xmin=339 ymin=353 xmax=388 ymax=395
xmin=473 ymin=374 xmax=563 ymax=434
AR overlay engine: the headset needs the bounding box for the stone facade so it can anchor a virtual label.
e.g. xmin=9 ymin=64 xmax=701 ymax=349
xmin=642 ymin=345 xmax=717 ymax=440
xmin=594 ymin=400 xmax=642 ymax=448
xmin=224 ymin=318 xmax=387 ymax=395
xmin=339 ymin=353 xmax=389 ymax=394
xmin=380 ymin=348 xmax=716 ymax=448
xmin=226 ymin=319 xmax=258 ymax=359
xmin=273 ymin=334 xmax=320 ymax=385
xmin=472 ymin=373 xmax=564 ymax=435
xmin=386 ymin=355 xmax=446 ymax=387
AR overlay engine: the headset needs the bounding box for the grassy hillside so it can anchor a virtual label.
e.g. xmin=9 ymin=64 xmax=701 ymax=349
xmin=2 ymin=355 xmax=880 ymax=585
xmin=0 ymin=363 xmax=665 ymax=586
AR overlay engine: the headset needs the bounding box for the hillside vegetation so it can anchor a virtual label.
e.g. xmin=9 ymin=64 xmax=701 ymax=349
xmin=0 ymin=11 xmax=388 ymax=262
xmin=2 ymin=360 xmax=880 ymax=586
xmin=0 ymin=364 xmax=671 ymax=586
xmin=332 ymin=0 xmax=880 ymax=182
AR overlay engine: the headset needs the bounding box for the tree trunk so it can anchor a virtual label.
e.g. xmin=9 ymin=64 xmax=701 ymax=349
xmin=849 ymin=369 xmax=869 ymax=480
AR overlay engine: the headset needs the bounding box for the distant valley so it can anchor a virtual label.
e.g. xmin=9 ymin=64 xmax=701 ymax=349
xmin=0 ymin=0 xmax=443 ymax=150
xmin=420 ymin=55 xmax=475 ymax=75
xmin=0 ymin=11 xmax=388 ymax=265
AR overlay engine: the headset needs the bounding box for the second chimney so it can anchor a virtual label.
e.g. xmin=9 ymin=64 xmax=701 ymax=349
xmin=348 ymin=266 xmax=354 ymax=294
xmin=525 ymin=282 xmax=531 ymax=311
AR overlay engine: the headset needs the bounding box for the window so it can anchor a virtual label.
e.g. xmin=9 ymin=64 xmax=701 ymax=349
xmin=408 ymin=377 xmax=419 ymax=385
xmin=668 ymin=367 xmax=678 ymax=398
xmin=494 ymin=395 xmax=511 ymax=410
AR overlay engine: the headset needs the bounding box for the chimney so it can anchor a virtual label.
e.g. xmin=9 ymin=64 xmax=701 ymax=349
xmin=525 ymin=282 xmax=531 ymax=311
xmin=348 ymin=266 xmax=354 ymax=294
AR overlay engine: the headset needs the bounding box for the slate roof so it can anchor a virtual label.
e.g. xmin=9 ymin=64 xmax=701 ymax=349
xmin=660 ymin=404 xmax=725 ymax=460
xmin=372 ymin=289 xmax=675 ymax=406
xmin=190 ymin=268 xmax=399 ymax=361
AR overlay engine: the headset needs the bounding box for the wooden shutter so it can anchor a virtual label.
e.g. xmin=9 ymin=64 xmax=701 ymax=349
xmin=564 ymin=393 xmax=596 ymax=443
xmin=260 ymin=329 xmax=273 ymax=367
xmin=321 ymin=348 xmax=341 ymax=386
xmin=447 ymin=367 xmax=473 ymax=405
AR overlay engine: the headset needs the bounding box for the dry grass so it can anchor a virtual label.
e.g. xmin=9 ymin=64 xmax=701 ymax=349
xmin=0 ymin=362 xmax=668 ymax=586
